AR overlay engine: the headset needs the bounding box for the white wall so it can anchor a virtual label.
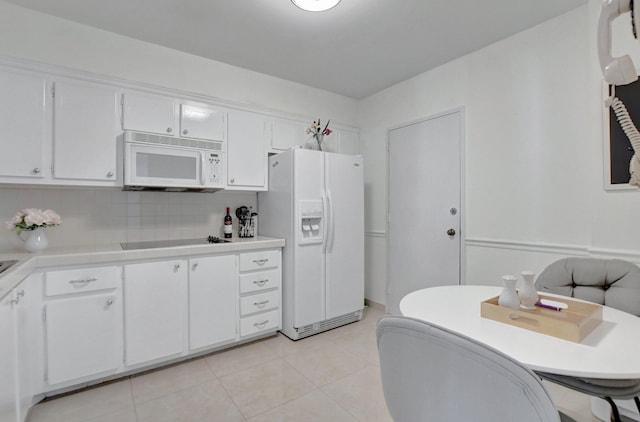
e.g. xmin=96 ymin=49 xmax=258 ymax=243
xmin=359 ymin=3 xmax=640 ymax=306
xmin=0 ymin=1 xmax=358 ymax=253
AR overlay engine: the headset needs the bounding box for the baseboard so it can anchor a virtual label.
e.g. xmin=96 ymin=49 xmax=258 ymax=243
xmin=365 ymin=298 xmax=386 ymax=312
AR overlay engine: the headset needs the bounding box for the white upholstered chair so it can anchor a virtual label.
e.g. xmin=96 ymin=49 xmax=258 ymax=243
xmin=376 ymin=315 xmax=574 ymax=422
xmin=535 ymin=257 xmax=640 ymax=422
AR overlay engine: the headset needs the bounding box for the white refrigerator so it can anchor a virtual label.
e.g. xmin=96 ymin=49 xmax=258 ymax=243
xmin=258 ymin=148 xmax=364 ymax=340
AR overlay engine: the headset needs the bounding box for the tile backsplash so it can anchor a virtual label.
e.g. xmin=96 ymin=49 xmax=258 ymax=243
xmin=0 ymin=187 xmax=256 ymax=253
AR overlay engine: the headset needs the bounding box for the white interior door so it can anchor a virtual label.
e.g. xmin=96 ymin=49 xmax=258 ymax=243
xmin=387 ymin=110 xmax=463 ymax=315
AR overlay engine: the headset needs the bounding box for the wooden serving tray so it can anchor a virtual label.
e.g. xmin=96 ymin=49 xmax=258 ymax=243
xmin=480 ymin=294 xmax=602 ymax=343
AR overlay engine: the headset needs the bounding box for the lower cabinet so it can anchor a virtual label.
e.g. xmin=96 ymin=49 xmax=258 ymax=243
xmin=0 ymin=290 xmax=18 ymax=422
xmin=188 ymin=255 xmax=237 ymax=351
xmin=238 ymin=250 xmax=282 ymax=338
xmin=42 ymin=266 xmax=122 ymax=388
xmin=7 ymin=245 xmax=281 ymax=418
xmin=123 ymin=260 xmax=187 ymax=367
xmin=44 ymin=293 xmax=120 ymax=385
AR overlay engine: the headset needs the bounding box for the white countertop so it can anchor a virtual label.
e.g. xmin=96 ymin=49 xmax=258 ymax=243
xmin=0 ymin=236 xmax=285 ymax=300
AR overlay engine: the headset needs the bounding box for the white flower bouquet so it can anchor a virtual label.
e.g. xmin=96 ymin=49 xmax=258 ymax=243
xmin=6 ymin=208 xmax=62 ymax=235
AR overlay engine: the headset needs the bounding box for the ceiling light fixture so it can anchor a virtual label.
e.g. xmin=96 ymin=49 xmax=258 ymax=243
xmin=291 ymin=0 xmax=341 ymax=12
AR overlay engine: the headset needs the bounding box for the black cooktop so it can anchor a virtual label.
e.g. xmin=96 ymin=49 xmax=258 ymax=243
xmin=120 ymin=236 xmax=231 ymax=251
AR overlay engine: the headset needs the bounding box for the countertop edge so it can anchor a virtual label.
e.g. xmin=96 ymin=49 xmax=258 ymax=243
xmin=0 ymin=236 xmax=285 ymax=300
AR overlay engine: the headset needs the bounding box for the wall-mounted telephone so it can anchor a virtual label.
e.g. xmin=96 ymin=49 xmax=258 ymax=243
xmin=598 ymin=0 xmax=637 ymax=85
xmin=598 ymin=0 xmax=640 ymax=186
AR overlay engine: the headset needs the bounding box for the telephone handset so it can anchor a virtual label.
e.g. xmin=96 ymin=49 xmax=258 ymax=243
xmin=598 ymin=0 xmax=640 ymax=187
xmin=598 ymin=0 xmax=637 ymax=85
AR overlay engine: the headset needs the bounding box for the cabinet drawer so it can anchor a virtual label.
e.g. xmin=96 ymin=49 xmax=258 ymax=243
xmin=239 ymin=250 xmax=279 ymax=272
xmin=240 ymin=310 xmax=279 ymax=337
xmin=45 ymin=266 xmax=120 ymax=297
xmin=240 ymin=290 xmax=280 ymax=316
xmin=239 ymin=269 xmax=280 ymax=294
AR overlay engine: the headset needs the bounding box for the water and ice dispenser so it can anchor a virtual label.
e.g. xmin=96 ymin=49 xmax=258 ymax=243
xmin=298 ymin=200 xmax=323 ymax=244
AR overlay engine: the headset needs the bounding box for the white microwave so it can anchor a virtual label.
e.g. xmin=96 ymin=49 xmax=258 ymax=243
xmin=123 ymin=131 xmax=224 ymax=192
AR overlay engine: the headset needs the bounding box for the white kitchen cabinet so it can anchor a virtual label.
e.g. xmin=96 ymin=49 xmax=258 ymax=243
xmin=52 ymin=79 xmax=120 ymax=182
xmin=270 ymin=117 xmax=307 ymax=151
xmin=333 ymin=129 xmax=360 ymax=155
xmin=227 ymin=110 xmax=267 ymax=190
xmin=124 ymin=260 xmax=187 ymax=367
xmin=44 ymin=293 xmax=120 ymax=385
xmin=123 ymin=92 xmax=226 ymax=142
xmin=0 ymin=68 xmax=48 ymax=179
xmin=122 ymin=92 xmax=176 ymax=136
xmin=180 ymin=103 xmax=225 ymax=141
xmin=188 ymin=255 xmax=237 ymax=351
xmin=0 ymin=290 xmax=18 ymax=422
xmin=15 ymin=277 xmax=38 ymax=421
xmin=43 ymin=266 xmax=122 ymax=387
xmin=238 ymin=249 xmax=282 ymax=338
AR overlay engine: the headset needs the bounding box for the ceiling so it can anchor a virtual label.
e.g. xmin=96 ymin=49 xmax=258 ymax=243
xmin=4 ymin=0 xmax=587 ymax=99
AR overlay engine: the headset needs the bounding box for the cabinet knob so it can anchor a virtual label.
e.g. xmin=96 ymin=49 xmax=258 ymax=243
xmin=106 ymin=299 xmax=114 ymax=306
xmin=107 ymin=171 xmax=114 ymax=178
xmin=10 ymin=290 xmax=24 ymax=305
xmin=166 ymin=127 xmax=173 ymax=133
xmin=182 ymin=129 xmax=189 ymax=135
xmin=174 ymin=263 xmax=181 ymax=271
xmin=447 ymin=228 xmax=456 ymax=236
xmin=33 ymin=168 xmax=41 ymax=174
xmin=230 ymin=178 xmax=235 ymax=184
xmin=192 ymin=262 xmax=198 ymax=270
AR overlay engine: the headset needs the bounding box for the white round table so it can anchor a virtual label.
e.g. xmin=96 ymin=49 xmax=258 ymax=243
xmin=400 ymin=285 xmax=640 ymax=379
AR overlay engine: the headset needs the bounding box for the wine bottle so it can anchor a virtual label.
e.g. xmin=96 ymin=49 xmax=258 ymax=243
xmin=224 ymin=207 xmax=233 ymax=238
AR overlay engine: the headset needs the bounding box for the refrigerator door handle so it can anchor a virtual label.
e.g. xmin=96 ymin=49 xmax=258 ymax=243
xmin=327 ymin=190 xmax=335 ymax=253
xmin=322 ymin=194 xmax=329 ymax=253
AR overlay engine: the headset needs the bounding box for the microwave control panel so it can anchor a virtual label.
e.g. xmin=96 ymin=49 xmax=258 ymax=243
xmin=205 ymin=152 xmax=223 ymax=185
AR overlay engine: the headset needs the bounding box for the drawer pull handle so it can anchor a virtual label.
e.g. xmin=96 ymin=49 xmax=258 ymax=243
xmin=253 ymin=259 xmax=269 ymax=265
xmin=68 ymin=277 xmax=98 ymax=285
xmin=254 ymin=300 xmax=270 ymax=308
xmin=10 ymin=290 xmax=25 ymax=305
xmin=254 ymin=320 xmax=269 ymax=329
xmin=253 ymin=279 xmax=269 ymax=287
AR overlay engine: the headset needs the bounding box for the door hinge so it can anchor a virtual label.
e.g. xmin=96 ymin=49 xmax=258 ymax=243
xmin=51 ymin=84 xmax=55 ymax=99
xmin=42 ymin=307 xmax=46 ymax=322
xmin=121 ymin=267 xmax=125 ymax=282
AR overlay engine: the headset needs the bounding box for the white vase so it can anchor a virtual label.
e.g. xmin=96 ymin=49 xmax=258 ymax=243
xmin=498 ymin=275 xmax=520 ymax=309
xmin=518 ymin=270 xmax=538 ymax=310
xmin=23 ymin=228 xmax=48 ymax=253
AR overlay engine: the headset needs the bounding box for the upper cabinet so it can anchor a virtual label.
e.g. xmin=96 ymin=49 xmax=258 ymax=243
xmin=122 ymin=92 xmax=226 ymax=142
xmin=270 ymin=117 xmax=307 ymax=151
xmin=53 ymin=79 xmax=120 ymax=182
xmin=227 ymin=109 xmax=267 ymax=190
xmin=268 ymin=117 xmax=360 ymax=156
xmin=0 ymin=68 xmax=48 ymax=179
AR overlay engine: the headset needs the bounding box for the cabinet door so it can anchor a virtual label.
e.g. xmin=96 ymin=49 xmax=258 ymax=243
xmin=180 ymin=104 xmax=225 ymax=141
xmin=124 ymin=260 xmax=186 ymax=367
xmin=0 ymin=69 xmax=48 ymax=178
xmin=227 ymin=110 xmax=267 ymax=189
xmin=334 ymin=130 xmax=359 ymax=155
xmin=0 ymin=293 xmax=17 ymax=422
xmin=53 ymin=79 xmax=119 ymax=181
xmin=45 ymin=293 xmax=120 ymax=385
xmin=188 ymin=255 xmax=237 ymax=350
xmin=122 ymin=92 xmax=176 ymax=136
xmin=271 ymin=118 xmax=307 ymax=150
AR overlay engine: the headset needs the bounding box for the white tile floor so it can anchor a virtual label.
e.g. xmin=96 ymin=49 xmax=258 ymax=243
xmin=28 ymin=306 xmax=602 ymax=422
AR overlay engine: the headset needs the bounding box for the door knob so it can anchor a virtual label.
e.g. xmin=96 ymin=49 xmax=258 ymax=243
xmin=447 ymin=228 xmax=456 ymax=236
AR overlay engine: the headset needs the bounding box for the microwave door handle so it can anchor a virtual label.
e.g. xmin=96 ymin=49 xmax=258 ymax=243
xmin=200 ymin=152 xmax=206 ymax=185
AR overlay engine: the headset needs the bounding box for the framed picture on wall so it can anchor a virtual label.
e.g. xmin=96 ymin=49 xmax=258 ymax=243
xmin=602 ymin=79 xmax=640 ymax=190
